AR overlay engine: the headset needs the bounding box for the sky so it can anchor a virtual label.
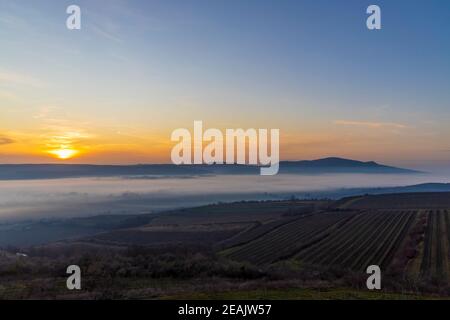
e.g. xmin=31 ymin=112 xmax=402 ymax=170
xmin=0 ymin=0 xmax=449 ymax=168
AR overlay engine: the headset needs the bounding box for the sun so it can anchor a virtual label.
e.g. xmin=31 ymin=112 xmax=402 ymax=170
xmin=49 ymin=148 xmax=78 ymax=160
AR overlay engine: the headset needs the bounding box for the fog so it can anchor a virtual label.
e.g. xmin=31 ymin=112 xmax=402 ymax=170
xmin=0 ymin=172 xmax=449 ymax=221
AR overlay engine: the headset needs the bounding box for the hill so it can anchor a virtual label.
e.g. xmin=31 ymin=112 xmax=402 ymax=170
xmin=0 ymin=157 xmax=420 ymax=180
xmin=280 ymin=157 xmax=420 ymax=174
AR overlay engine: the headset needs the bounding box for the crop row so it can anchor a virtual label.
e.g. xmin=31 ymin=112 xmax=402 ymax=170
xmin=420 ymin=210 xmax=449 ymax=280
xmin=218 ymin=216 xmax=301 ymax=249
xmin=224 ymin=212 xmax=355 ymax=265
xmin=295 ymin=211 xmax=379 ymax=264
xmin=295 ymin=210 xmax=416 ymax=271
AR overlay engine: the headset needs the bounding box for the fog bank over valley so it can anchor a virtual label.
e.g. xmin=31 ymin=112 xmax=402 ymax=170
xmin=1 ymin=171 xmax=450 ymax=222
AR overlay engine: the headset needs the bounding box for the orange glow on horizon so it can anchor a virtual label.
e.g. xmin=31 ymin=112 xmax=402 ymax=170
xmin=48 ymin=148 xmax=79 ymax=160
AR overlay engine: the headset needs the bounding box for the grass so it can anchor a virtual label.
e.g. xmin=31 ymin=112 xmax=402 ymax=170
xmin=163 ymin=287 xmax=445 ymax=300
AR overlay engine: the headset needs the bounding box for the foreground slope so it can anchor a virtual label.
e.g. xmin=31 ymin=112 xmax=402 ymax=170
xmin=2 ymin=193 xmax=450 ymax=299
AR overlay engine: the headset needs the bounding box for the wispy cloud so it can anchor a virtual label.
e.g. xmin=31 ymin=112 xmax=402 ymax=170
xmin=333 ymin=120 xmax=407 ymax=129
xmin=91 ymin=23 xmax=122 ymax=43
xmin=38 ymin=116 xmax=94 ymax=150
xmin=0 ymin=71 xmax=45 ymax=88
xmin=86 ymin=6 xmax=124 ymax=44
xmin=0 ymin=12 xmax=29 ymax=29
xmin=0 ymin=90 xmax=19 ymax=101
xmin=0 ymin=135 xmax=14 ymax=145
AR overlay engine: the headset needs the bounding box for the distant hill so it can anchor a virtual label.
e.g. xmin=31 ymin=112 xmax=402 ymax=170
xmin=279 ymin=157 xmax=420 ymax=174
xmin=0 ymin=157 xmax=421 ymax=180
xmin=294 ymin=183 xmax=450 ymax=199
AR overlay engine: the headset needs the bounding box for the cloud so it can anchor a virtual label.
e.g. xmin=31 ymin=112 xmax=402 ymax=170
xmin=333 ymin=120 xmax=407 ymax=129
xmin=0 ymin=71 xmax=45 ymax=88
xmin=91 ymin=24 xmax=122 ymax=43
xmin=0 ymin=12 xmax=29 ymax=29
xmin=0 ymin=136 xmax=14 ymax=145
xmin=0 ymin=90 xmax=19 ymax=101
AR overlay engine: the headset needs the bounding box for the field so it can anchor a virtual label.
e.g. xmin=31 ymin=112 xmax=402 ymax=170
xmin=335 ymin=192 xmax=450 ymax=209
xmin=293 ymin=210 xmax=416 ymax=272
xmin=220 ymin=193 xmax=450 ymax=286
xmin=222 ymin=212 xmax=354 ymax=265
xmin=222 ymin=209 xmax=420 ymax=271
xmin=86 ymin=201 xmax=325 ymax=246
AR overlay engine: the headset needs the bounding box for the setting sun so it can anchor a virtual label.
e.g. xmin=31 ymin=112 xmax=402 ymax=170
xmin=49 ymin=148 xmax=78 ymax=160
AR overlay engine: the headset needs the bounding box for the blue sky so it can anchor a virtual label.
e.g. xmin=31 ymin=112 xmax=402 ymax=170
xmin=0 ymin=0 xmax=449 ymax=167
